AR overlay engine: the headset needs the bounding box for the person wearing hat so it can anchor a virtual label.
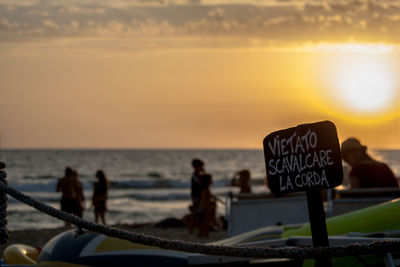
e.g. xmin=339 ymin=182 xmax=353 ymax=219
xmin=341 ymin=138 xmax=399 ymax=188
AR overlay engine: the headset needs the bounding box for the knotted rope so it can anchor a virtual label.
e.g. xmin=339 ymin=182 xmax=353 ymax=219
xmin=0 ymin=163 xmax=9 ymax=245
xmin=1 ymin=182 xmax=400 ymax=259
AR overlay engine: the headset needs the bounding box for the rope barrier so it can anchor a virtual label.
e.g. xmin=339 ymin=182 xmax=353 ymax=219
xmin=0 ymin=168 xmax=9 ymax=245
xmin=1 ymin=180 xmax=400 ymax=259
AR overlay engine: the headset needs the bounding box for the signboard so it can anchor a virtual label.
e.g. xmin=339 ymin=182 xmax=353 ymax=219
xmin=263 ymin=121 xmax=343 ymax=195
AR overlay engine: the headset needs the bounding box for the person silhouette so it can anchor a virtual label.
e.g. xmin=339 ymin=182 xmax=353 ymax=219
xmin=92 ymin=170 xmax=109 ymax=224
xmin=341 ymin=138 xmax=399 ymax=188
xmin=56 ymin=167 xmax=85 ymax=225
xmin=198 ymin=174 xmax=217 ymax=237
xmin=190 ymin=159 xmax=205 ymax=215
xmin=231 ymin=169 xmax=252 ymax=194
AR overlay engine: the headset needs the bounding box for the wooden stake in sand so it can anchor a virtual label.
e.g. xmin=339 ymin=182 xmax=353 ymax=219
xmin=263 ymin=121 xmax=343 ymax=267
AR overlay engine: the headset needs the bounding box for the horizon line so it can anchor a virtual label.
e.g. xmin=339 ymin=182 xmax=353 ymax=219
xmin=1 ymin=147 xmax=398 ymax=151
xmin=1 ymin=147 xmax=264 ymax=150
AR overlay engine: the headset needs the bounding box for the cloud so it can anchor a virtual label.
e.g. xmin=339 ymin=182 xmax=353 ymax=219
xmin=58 ymin=5 xmax=106 ymax=15
xmin=2 ymin=0 xmax=400 ymax=51
xmin=0 ymin=16 xmax=14 ymax=29
xmin=29 ymin=9 xmax=49 ymax=16
xmin=42 ymin=19 xmax=59 ymax=29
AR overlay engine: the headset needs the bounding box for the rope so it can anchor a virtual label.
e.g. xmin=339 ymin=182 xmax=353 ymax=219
xmin=0 ymin=168 xmax=9 ymax=245
xmin=1 ymin=182 xmax=400 ymax=259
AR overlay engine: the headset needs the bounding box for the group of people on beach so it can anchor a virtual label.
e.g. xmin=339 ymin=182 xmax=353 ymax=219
xmin=56 ymin=167 xmax=109 ymax=225
xmin=52 ymin=136 xmax=400 ymax=233
xmin=0 ymin=134 xmax=398 ymax=237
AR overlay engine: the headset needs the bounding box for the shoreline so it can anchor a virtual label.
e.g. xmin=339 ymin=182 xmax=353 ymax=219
xmin=1 ymin=222 xmax=228 ymax=255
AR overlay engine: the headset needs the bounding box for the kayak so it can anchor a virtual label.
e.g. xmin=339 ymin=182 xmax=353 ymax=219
xmin=283 ymin=198 xmax=400 ymax=237
xmin=215 ymin=198 xmax=400 ymax=245
xmin=38 ymin=230 xmax=189 ymax=267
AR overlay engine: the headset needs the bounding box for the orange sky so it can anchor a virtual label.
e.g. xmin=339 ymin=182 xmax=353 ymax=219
xmin=0 ymin=0 xmax=399 ymax=149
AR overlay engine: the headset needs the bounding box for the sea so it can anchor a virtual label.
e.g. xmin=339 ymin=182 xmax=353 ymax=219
xmin=1 ymin=149 xmax=399 ymax=231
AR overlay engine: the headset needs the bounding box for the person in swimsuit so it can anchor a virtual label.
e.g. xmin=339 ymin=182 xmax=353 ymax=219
xmin=92 ymin=170 xmax=109 ymax=224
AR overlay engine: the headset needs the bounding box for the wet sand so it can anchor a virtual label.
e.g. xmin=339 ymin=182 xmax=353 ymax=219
xmin=1 ymin=223 xmax=228 ymax=255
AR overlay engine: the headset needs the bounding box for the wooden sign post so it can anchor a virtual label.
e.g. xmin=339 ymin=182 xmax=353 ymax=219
xmin=263 ymin=121 xmax=343 ymax=266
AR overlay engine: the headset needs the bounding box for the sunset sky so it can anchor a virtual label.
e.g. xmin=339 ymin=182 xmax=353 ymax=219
xmin=1 ymin=0 xmax=399 ymax=149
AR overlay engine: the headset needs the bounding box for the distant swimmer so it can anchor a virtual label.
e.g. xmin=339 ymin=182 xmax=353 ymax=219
xmin=341 ymin=138 xmax=399 ymax=188
xmin=231 ymin=169 xmax=252 ymax=194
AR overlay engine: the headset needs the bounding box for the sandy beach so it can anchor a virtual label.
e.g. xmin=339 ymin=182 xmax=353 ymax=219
xmin=1 ymin=223 xmax=228 ymax=255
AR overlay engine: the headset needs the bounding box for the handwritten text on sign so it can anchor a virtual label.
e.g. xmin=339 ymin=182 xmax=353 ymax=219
xmin=263 ymin=121 xmax=343 ymax=194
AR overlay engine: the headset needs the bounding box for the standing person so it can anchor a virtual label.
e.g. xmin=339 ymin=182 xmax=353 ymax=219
xmin=56 ymin=167 xmax=85 ymax=225
xmin=190 ymin=158 xmax=205 ymax=214
xmin=92 ymin=170 xmax=109 ymax=224
xmin=231 ymin=169 xmax=252 ymax=194
xmin=198 ymin=174 xmax=217 ymax=238
xmin=188 ymin=159 xmax=205 ymax=234
xmin=72 ymin=170 xmax=85 ymax=218
xmin=341 ymin=138 xmax=399 ymax=188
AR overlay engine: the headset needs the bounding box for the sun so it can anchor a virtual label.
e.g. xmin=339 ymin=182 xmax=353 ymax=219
xmin=309 ymin=44 xmax=400 ymax=123
xmin=334 ymin=58 xmax=396 ymax=113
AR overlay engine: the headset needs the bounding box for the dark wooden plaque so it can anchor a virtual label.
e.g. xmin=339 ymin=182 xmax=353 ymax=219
xmin=263 ymin=121 xmax=343 ymax=194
